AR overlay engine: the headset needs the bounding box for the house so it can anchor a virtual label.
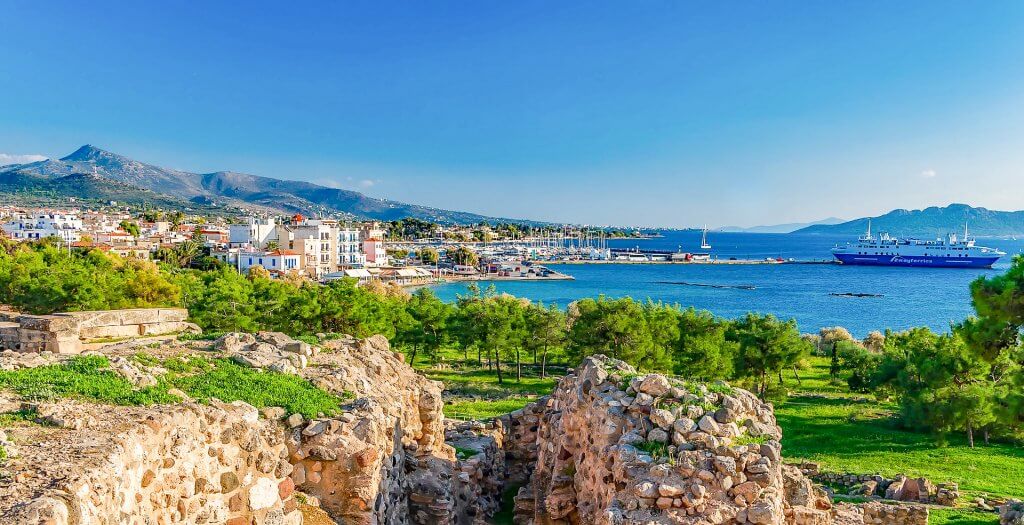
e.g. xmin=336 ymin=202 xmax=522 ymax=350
xmin=1 ymin=213 xmax=82 ymax=242
xmin=229 ymin=217 xmax=277 ymax=248
xmin=362 ymin=237 xmax=386 ymax=267
xmin=215 ymin=248 xmax=303 ymax=274
xmin=338 ymin=226 xmax=366 ymax=267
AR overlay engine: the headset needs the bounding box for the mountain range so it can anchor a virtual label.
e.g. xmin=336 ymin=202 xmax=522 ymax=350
xmin=0 ymin=145 xmax=537 ymax=224
xmin=718 ymin=217 xmax=845 ymax=234
xmin=794 ymin=203 xmax=1024 ymax=237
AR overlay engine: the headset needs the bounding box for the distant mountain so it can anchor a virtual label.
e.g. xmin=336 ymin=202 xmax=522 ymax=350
xmin=0 ymin=145 xmax=540 ymax=224
xmin=0 ymin=170 xmax=221 ymax=211
xmin=719 ymin=217 xmax=845 ymax=234
xmin=793 ymin=204 xmax=1024 ymax=237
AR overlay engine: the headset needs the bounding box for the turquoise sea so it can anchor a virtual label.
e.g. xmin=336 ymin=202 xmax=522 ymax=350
xmin=430 ymin=232 xmax=1024 ymax=336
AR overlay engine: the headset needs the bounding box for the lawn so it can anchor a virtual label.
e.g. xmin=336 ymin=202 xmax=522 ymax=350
xmin=775 ymin=357 xmax=1024 ymax=501
xmin=930 ymin=508 xmax=999 ymax=525
xmin=421 ymin=366 xmax=557 ymax=420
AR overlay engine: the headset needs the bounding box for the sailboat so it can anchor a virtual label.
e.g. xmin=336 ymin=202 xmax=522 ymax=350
xmin=700 ymin=225 xmax=712 ymax=250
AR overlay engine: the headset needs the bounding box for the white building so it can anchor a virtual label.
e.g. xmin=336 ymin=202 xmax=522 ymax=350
xmin=229 ymin=217 xmax=277 ymax=248
xmin=213 ymin=248 xmax=303 ymax=274
xmin=2 ymin=213 xmax=82 ymax=242
xmin=279 ymin=218 xmax=338 ymax=277
xmin=338 ymin=227 xmax=366 ymax=267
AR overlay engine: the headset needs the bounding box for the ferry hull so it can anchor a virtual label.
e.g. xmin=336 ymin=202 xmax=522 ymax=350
xmin=833 ymin=253 xmax=1000 ymax=269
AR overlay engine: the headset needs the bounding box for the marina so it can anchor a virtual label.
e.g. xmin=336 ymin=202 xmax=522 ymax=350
xmin=429 ymin=231 xmax=1024 ymax=336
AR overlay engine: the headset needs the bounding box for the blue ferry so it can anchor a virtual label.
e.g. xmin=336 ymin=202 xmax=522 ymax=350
xmin=832 ymin=222 xmax=1004 ymax=268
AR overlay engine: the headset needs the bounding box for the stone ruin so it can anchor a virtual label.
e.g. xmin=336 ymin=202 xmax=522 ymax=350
xmin=0 ymin=328 xmax=953 ymax=525
xmin=512 ymin=355 xmax=834 ymax=524
xmin=1000 ymin=500 xmax=1024 ymax=525
xmin=1 ymin=400 xmax=299 ymax=524
xmin=807 ymin=469 xmax=959 ymax=507
xmin=0 ymin=307 xmax=198 ymax=354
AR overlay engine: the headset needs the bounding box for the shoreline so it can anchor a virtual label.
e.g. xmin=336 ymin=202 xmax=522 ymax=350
xmin=542 ymin=259 xmax=838 ymax=266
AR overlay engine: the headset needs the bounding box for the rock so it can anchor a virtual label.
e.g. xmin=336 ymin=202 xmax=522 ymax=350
xmin=698 ymin=415 xmax=721 ymax=435
xmin=658 ymin=484 xmax=685 ymax=497
xmin=248 ymin=477 xmax=280 ymax=510
xmin=638 ymin=374 xmax=672 ymax=397
xmin=634 ymin=481 xmax=659 ymax=498
xmin=214 ymin=332 xmax=256 ymax=353
xmin=647 ymin=428 xmax=669 ymax=443
xmin=285 ymin=413 xmax=305 ymax=428
xmin=649 ymin=408 xmax=675 ymax=429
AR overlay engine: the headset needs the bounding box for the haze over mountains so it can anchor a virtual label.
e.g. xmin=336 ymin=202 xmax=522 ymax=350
xmin=794 ymin=203 xmax=1024 ymax=237
xmin=0 ymin=145 xmax=534 ymax=224
xmin=718 ymin=217 xmax=845 ymax=234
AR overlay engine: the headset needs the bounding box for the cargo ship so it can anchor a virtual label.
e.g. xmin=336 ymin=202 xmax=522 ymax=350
xmin=832 ymin=222 xmax=1004 ymax=268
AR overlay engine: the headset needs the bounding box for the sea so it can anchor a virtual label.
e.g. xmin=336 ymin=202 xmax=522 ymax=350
xmin=430 ymin=231 xmax=1024 ymax=336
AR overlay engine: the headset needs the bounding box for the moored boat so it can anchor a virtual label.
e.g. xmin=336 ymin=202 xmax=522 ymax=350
xmin=832 ymin=221 xmax=1004 ymax=268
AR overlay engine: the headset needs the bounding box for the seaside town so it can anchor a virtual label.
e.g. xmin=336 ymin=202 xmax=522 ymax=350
xmin=0 ymin=206 xmax=589 ymax=285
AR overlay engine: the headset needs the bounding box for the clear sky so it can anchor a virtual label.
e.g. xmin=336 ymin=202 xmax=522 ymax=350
xmin=2 ymin=1 xmax=1024 ymax=227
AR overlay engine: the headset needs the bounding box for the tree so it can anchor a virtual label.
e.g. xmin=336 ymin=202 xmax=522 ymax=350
xmin=673 ymin=308 xmax=736 ymax=381
xmin=819 ymin=326 xmax=855 ymax=382
xmin=448 ymin=246 xmax=478 ymax=267
xmin=419 ymin=248 xmax=439 ymax=265
xmin=640 ymin=301 xmax=679 ymax=373
xmin=730 ymin=314 xmax=810 ymax=397
xmin=567 ymin=297 xmax=652 ymax=368
xmin=836 ymin=340 xmax=880 ymax=393
xmin=874 ymin=327 xmax=997 ymax=445
xmin=863 ymin=331 xmax=886 ymax=352
xmin=523 ymin=302 xmax=567 ymax=378
xmin=248 ymin=265 xmax=271 ymax=281
xmin=119 ymin=220 xmax=140 ymax=238
xmin=403 ymin=288 xmax=452 ymax=365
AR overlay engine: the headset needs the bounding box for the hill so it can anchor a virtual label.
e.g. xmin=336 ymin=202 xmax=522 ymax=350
xmin=794 ymin=203 xmax=1024 ymax=237
xmin=719 ymin=217 xmax=845 ymax=234
xmin=0 ymin=170 xmax=233 ymax=213
xmin=0 ymin=145 xmax=541 ymax=224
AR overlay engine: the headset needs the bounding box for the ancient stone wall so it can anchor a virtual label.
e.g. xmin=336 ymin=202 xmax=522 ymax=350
xmin=495 ymin=398 xmax=547 ymax=484
xmin=445 ymin=420 xmax=508 ymax=524
xmin=809 ymin=470 xmax=958 ymax=506
xmin=282 ymin=334 xmax=454 ymax=525
xmin=0 ymin=307 xmax=196 ymax=354
xmin=516 ymin=355 xmax=833 ymax=525
xmin=860 ymin=501 xmax=929 ymax=525
xmin=1 ymin=400 xmax=299 ymax=525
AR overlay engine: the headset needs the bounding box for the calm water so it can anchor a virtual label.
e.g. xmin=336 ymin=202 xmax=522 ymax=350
xmin=431 ymin=232 xmax=1024 ymax=336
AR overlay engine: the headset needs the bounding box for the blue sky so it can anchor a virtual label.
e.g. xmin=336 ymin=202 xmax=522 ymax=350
xmin=2 ymin=1 xmax=1024 ymax=227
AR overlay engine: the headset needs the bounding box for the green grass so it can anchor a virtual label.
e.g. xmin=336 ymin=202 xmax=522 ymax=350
xmin=421 ymin=368 xmax=557 ymax=398
xmin=453 ymin=445 xmax=478 ymax=460
xmin=776 ymin=395 xmax=1024 ymax=500
xmin=930 ymin=508 xmax=999 ymax=525
xmin=0 ymin=355 xmax=347 ymax=420
xmin=0 ymin=408 xmax=44 ymax=427
xmin=490 ymin=482 xmax=523 ymax=525
xmin=169 ymin=359 xmax=347 ymax=419
xmin=421 ymin=364 xmax=558 ymax=420
xmin=0 ymin=355 xmax=180 ymax=405
xmin=445 ymin=397 xmax=539 ymax=420
xmin=634 ymin=440 xmax=671 ymax=461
